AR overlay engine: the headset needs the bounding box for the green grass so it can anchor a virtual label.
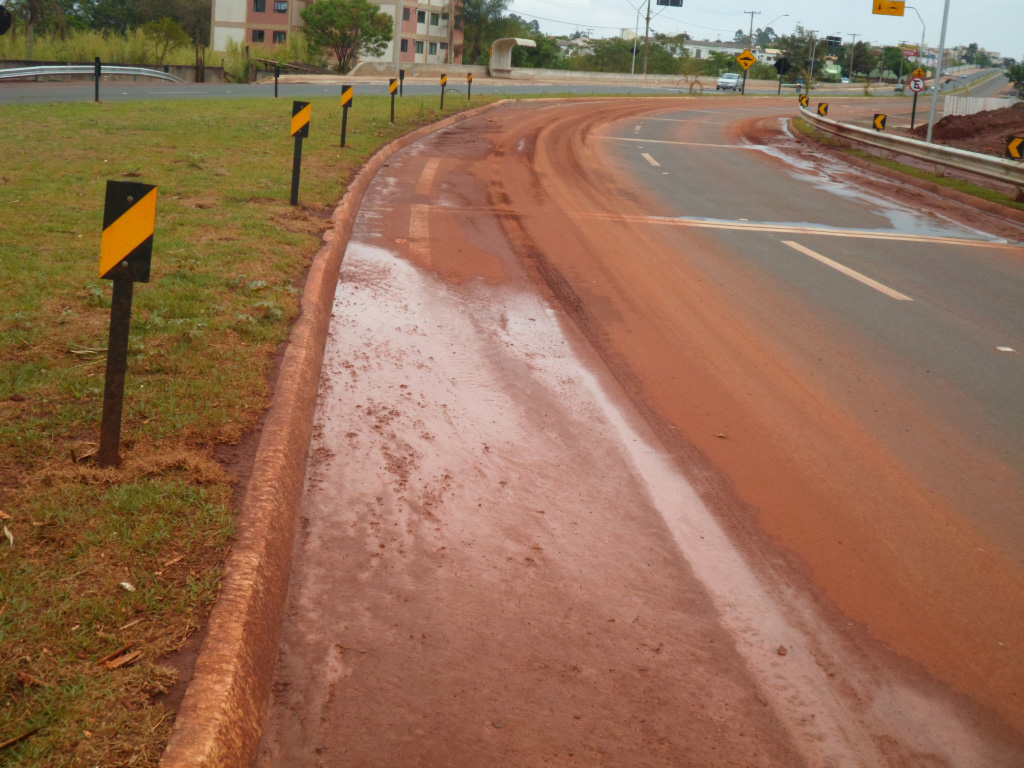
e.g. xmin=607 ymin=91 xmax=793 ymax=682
xmin=0 ymin=91 xmax=504 ymax=766
xmin=792 ymin=117 xmax=1024 ymax=211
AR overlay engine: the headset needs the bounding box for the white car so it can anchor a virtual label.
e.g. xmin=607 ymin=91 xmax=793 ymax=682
xmin=716 ymin=72 xmax=743 ymax=91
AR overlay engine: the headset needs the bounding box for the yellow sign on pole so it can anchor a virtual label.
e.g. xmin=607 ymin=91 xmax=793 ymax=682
xmin=736 ymin=49 xmax=757 ymax=70
xmin=911 ymin=67 xmax=927 ymax=80
xmin=290 ymin=102 xmax=311 ymax=137
xmin=873 ymin=0 xmax=905 ymax=16
xmin=100 ymin=185 xmax=158 ymax=279
xmin=873 ymin=114 xmax=887 ymax=131
xmin=799 ymin=94 xmax=809 ymax=108
xmin=817 ymin=103 xmax=829 ymax=117
xmin=1008 ymin=137 xmax=1024 ymax=159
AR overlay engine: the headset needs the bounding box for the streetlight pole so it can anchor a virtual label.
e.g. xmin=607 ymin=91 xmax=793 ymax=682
xmin=631 ymin=4 xmax=641 ymax=76
xmin=847 ymin=32 xmax=859 ymax=81
xmin=906 ymin=6 xmax=926 ymax=69
xmin=926 ymin=0 xmax=951 ymax=143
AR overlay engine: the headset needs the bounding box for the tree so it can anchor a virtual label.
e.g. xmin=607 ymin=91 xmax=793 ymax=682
xmin=142 ymin=17 xmax=189 ymax=64
xmin=879 ymin=45 xmax=911 ymax=80
xmin=300 ymin=0 xmax=393 ymax=73
xmin=733 ymin=28 xmax=747 ymax=45
xmin=1007 ymin=60 xmax=1024 ymax=91
xmin=6 ymin=0 xmax=67 ymax=56
xmin=458 ymin=0 xmax=510 ymax=65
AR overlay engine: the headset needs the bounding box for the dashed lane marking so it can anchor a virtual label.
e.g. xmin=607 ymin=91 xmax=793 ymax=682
xmin=641 ymin=153 xmax=661 ymax=167
xmin=409 ymin=204 xmax=431 ymax=264
xmin=416 ymin=158 xmax=442 ymax=196
xmin=782 ymin=240 xmax=913 ymax=301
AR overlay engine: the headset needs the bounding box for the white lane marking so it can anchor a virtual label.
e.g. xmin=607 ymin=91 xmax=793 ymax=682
xmin=416 ymin=158 xmax=441 ymax=196
xmin=634 ymin=124 xmax=642 ymax=133
xmin=641 ymin=152 xmax=661 ymax=167
xmin=996 ymin=346 xmax=1016 ymax=352
xmin=417 ymin=207 xmax=1017 ymax=249
xmin=782 ymin=240 xmax=913 ymax=301
xmin=409 ymin=204 xmax=431 ymax=264
xmin=604 ymin=136 xmax=752 ymax=149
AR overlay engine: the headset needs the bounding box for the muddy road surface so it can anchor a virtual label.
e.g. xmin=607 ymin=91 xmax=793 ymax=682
xmin=256 ymin=99 xmax=1024 ymax=766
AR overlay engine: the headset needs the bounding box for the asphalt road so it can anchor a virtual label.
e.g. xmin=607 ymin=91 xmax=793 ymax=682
xmin=256 ymin=97 xmax=1024 ymax=765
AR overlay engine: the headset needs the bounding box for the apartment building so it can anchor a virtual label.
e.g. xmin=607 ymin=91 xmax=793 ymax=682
xmin=210 ymin=0 xmax=462 ymax=67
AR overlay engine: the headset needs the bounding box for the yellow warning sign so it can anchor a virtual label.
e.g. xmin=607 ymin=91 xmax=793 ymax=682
xmin=441 ymin=74 xmax=448 ymax=86
xmin=799 ymin=94 xmax=809 ymax=108
xmin=467 ymin=73 xmax=473 ymax=83
xmin=389 ymin=78 xmax=398 ymax=94
xmin=736 ymin=49 xmax=757 ymax=70
xmin=291 ymin=102 xmax=311 ymax=136
xmin=817 ymin=103 xmax=829 ymax=117
xmin=100 ymin=185 xmax=157 ymax=279
xmin=873 ymin=114 xmax=887 ymax=131
xmin=873 ymin=0 xmax=905 ymax=15
xmin=1009 ymin=137 xmax=1024 ymax=159
xmin=341 ymin=86 xmax=353 ymax=106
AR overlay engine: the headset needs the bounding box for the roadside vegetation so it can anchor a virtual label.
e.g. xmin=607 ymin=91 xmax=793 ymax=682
xmin=0 ymin=91 xmax=503 ymax=767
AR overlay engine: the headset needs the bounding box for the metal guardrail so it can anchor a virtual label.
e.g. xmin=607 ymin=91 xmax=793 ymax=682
xmin=799 ymin=107 xmax=1024 ymax=190
xmin=0 ymin=65 xmax=183 ymax=83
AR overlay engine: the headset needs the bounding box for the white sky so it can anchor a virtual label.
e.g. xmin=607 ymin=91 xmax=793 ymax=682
xmin=506 ymin=0 xmax=1021 ymax=59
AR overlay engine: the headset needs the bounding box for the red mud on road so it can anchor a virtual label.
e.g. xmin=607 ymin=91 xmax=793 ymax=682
xmin=257 ymin=100 xmax=1024 ymax=766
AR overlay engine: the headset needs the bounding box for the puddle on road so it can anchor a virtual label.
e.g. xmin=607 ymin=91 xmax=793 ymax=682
xmin=745 ymin=128 xmax=1010 ymax=244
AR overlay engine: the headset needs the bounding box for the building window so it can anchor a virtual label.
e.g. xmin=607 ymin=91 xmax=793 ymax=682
xmin=274 ymin=1 xmax=287 ymax=12
xmin=440 ymin=42 xmax=448 ymax=50
xmin=415 ymin=40 xmax=424 ymax=53
xmin=253 ymin=0 xmax=265 ymax=10
xmin=402 ymin=7 xmax=410 ymax=20
xmin=430 ymin=12 xmax=439 ymax=25
xmin=428 ymin=42 xmax=436 ymax=54
xmin=252 ymin=29 xmax=265 ymax=42
xmin=441 ymin=11 xmax=448 ymax=20
xmin=401 ymin=38 xmax=409 ymax=52
xmin=273 ymin=30 xmax=286 ymax=43
xmin=416 ymin=10 xmax=425 ymax=22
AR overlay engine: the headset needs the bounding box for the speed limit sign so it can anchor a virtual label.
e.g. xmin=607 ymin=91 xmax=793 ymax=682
xmin=909 ymin=77 xmax=925 ymax=93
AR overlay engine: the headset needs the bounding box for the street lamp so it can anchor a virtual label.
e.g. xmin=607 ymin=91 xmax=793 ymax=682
xmin=848 ymin=32 xmax=859 ymax=80
xmin=926 ymin=0 xmax=951 ymax=143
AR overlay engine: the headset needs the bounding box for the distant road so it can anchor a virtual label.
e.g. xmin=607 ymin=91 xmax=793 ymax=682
xmin=3 ymin=68 xmax=1006 ymax=105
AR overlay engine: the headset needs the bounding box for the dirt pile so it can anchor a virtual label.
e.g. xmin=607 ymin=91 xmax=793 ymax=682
xmin=912 ymin=101 xmax=1024 ymax=154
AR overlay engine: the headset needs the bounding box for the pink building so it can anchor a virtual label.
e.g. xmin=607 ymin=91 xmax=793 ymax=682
xmin=211 ymin=0 xmax=463 ymax=67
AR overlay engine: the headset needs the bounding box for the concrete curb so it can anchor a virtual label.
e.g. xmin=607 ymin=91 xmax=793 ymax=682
xmin=159 ymin=98 xmax=513 ymax=768
xmin=792 ymin=120 xmax=1024 ymax=226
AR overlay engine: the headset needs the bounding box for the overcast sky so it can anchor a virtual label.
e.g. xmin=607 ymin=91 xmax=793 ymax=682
xmin=506 ymin=0 xmax=1020 ymax=59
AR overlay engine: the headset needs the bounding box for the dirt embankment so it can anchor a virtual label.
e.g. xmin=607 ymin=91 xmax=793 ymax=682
xmin=911 ymin=100 xmax=1024 ymax=154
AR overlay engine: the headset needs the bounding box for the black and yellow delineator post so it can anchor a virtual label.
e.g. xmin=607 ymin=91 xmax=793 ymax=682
xmin=389 ymin=78 xmax=397 ymax=123
xmin=94 ymin=57 xmax=101 ymax=102
xmin=98 ymin=180 xmax=158 ymax=467
xmin=1008 ymin=137 xmax=1024 ymax=160
xmin=799 ymin=94 xmax=809 ymax=109
xmin=467 ymin=72 xmax=473 ymax=100
xmin=290 ymin=100 xmax=311 ymax=206
xmin=873 ymin=114 xmax=887 ymax=131
xmin=341 ymin=86 xmax=353 ymax=148
xmin=440 ymin=73 xmax=448 ymax=109
xmin=817 ymin=103 xmax=828 ymax=117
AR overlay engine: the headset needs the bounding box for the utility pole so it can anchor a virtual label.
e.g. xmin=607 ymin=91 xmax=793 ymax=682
xmin=847 ymin=32 xmax=859 ymax=80
xmin=642 ymin=0 xmax=652 ymax=77
xmin=742 ymin=10 xmax=759 ymax=95
xmin=744 ymin=10 xmax=760 ymax=49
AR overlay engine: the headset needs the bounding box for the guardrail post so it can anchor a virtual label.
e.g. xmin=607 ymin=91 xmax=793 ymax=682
xmin=94 ymin=57 xmax=101 ymax=102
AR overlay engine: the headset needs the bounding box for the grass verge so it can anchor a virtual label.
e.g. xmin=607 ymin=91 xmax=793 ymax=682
xmin=0 ymin=90 xmax=504 ymax=766
xmin=792 ymin=116 xmax=1024 ymax=212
